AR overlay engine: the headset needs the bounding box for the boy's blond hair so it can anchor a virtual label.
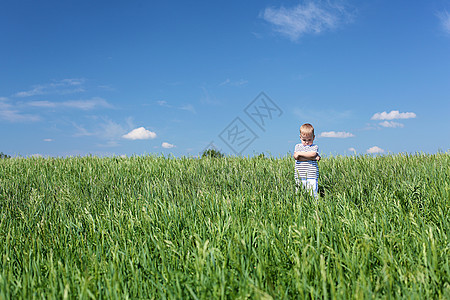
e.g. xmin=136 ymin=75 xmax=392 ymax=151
xmin=300 ymin=123 xmax=315 ymax=137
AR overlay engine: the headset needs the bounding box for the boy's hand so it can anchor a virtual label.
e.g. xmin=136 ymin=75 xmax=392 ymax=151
xmin=316 ymin=154 xmax=321 ymax=162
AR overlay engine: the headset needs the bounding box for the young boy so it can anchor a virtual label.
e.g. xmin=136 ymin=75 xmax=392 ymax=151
xmin=293 ymin=123 xmax=321 ymax=198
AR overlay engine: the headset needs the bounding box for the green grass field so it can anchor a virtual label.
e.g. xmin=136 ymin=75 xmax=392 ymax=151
xmin=0 ymin=153 xmax=449 ymax=299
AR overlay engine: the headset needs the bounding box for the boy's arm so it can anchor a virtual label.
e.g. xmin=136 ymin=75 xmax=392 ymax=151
xmin=294 ymin=151 xmax=319 ymax=161
xmin=296 ymin=156 xmax=315 ymax=161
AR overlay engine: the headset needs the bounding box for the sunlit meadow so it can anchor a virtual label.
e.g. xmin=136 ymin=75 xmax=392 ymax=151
xmin=0 ymin=153 xmax=448 ymax=299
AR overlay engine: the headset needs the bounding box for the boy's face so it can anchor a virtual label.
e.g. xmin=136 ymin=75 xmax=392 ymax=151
xmin=300 ymin=134 xmax=314 ymax=146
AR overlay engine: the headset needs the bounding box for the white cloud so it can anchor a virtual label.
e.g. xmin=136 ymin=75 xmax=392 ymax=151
xmin=28 ymin=97 xmax=112 ymax=110
xmin=43 ymin=138 xmax=54 ymax=142
xmin=98 ymin=85 xmax=115 ymax=91
xmin=348 ymin=147 xmax=356 ymax=152
xmin=0 ymin=100 xmax=40 ymax=122
xmin=366 ymin=146 xmax=384 ymax=154
xmin=122 ymin=127 xmax=157 ymax=140
xmin=162 ymin=142 xmax=175 ymax=149
xmin=319 ymin=131 xmax=354 ymax=138
xmin=438 ymin=10 xmax=450 ymax=34
xmin=14 ymin=78 xmax=85 ymax=97
xmin=28 ymin=101 xmax=57 ymax=108
xmin=2 ymin=79 xmax=114 ymax=122
xmin=72 ymin=123 xmax=94 ymax=137
xmin=200 ymin=87 xmax=220 ymax=105
xmin=157 ymin=100 xmax=170 ymax=107
xmin=60 ymin=78 xmax=84 ymax=86
xmin=219 ymin=79 xmax=248 ymax=86
xmin=219 ymin=79 xmax=231 ymax=86
xmin=379 ymin=121 xmax=404 ymax=128
xmin=156 ymin=100 xmax=196 ymax=113
xmin=100 ymin=119 xmax=127 ymax=140
xmin=262 ymin=1 xmax=353 ymax=41
xmin=63 ymin=98 xmax=112 ymax=110
xmin=179 ymin=104 xmax=196 ymax=113
xmin=371 ymin=110 xmax=416 ymax=120
xmin=72 ymin=119 xmax=128 ymax=146
xmin=15 ymin=85 xmax=46 ymax=97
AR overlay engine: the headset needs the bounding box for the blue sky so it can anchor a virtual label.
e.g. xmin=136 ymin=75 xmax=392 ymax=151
xmin=1 ymin=0 xmax=449 ymax=157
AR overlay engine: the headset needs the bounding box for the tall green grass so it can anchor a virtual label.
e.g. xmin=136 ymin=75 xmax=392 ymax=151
xmin=0 ymin=153 xmax=448 ymax=299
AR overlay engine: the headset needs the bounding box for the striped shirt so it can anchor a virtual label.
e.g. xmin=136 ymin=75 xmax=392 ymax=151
xmin=294 ymin=144 xmax=319 ymax=179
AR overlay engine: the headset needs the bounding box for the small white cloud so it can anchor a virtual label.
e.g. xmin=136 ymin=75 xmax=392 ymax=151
xmin=98 ymin=85 xmax=115 ymax=91
xmin=348 ymin=147 xmax=356 ymax=152
xmin=100 ymin=119 xmax=127 ymax=140
xmin=262 ymin=1 xmax=353 ymax=41
xmin=28 ymin=97 xmax=112 ymax=110
xmin=72 ymin=118 xmax=126 ymax=142
xmin=379 ymin=121 xmax=404 ymax=128
xmin=219 ymin=79 xmax=248 ymax=86
xmin=122 ymin=127 xmax=157 ymax=140
xmin=371 ymin=110 xmax=416 ymax=120
xmin=366 ymin=146 xmax=384 ymax=154
xmin=219 ymin=79 xmax=231 ymax=86
xmin=179 ymin=104 xmax=196 ymax=113
xmin=28 ymin=101 xmax=57 ymax=108
xmin=156 ymin=100 xmax=195 ymax=113
xmin=60 ymin=78 xmax=84 ymax=86
xmin=15 ymin=86 xmax=45 ymax=97
xmin=43 ymin=138 xmax=54 ymax=142
xmin=162 ymin=142 xmax=175 ymax=149
xmin=157 ymin=100 xmax=170 ymax=107
xmin=200 ymin=87 xmax=220 ymax=105
xmin=72 ymin=123 xmax=94 ymax=137
xmin=319 ymin=131 xmax=354 ymax=138
xmin=63 ymin=97 xmax=112 ymax=110
xmin=14 ymin=79 xmax=85 ymax=97
xmin=438 ymin=10 xmax=450 ymax=34
xmin=234 ymin=79 xmax=248 ymax=86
